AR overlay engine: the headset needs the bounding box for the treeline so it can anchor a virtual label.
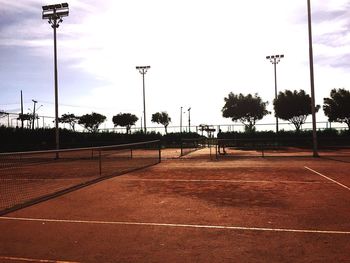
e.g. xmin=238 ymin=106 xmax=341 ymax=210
xmin=0 ymin=126 xmax=202 ymax=152
xmin=222 ymin=88 xmax=350 ymax=132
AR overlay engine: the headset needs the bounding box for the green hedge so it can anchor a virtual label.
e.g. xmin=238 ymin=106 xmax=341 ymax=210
xmin=0 ymin=127 xmax=204 ymax=152
xmin=217 ymin=129 xmax=350 ymax=147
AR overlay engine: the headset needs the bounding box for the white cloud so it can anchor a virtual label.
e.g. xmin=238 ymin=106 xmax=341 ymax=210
xmin=1 ymin=0 xmax=350 ymax=129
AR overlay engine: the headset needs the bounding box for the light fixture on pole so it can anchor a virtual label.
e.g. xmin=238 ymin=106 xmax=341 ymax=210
xmin=307 ymin=0 xmax=318 ymax=157
xmin=266 ymin=54 xmax=284 ymax=133
xmin=42 ymin=3 xmax=69 ymax=155
xmin=136 ymin=66 xmax=151 ymax=133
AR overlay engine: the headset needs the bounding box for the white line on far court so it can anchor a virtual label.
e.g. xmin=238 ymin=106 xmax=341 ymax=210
xmin=1 ymin=216 xmax=349 ymax=235
xmin=119 ymin=178 xmax=327 ymax=184
xmin=304 ymin=166 xmax=350 ymax=191
xmin=0 ymin=255 xmax=79 ymax=263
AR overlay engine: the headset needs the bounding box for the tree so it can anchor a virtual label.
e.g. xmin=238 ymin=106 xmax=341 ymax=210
xmin=323 ymin=88 xmax=350 ymax=130
xmin=151 ymin=112 xmax=171 ymax=134
xmin=274 ymin=89 xmax=320 ymax=131
xmin=58 ymin=113 xmax=79 ymax=131
xmin=112 ymin=113 xmax=138 ymax=134
xmin=222 ymin=92 xmax=269 ymax=132
xmin=17 ymin=113 xmax=32 ymax=128
xmin=78 ymin=112 xmax=106 ymax=132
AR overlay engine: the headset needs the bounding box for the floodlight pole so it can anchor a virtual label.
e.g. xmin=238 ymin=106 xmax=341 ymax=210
xmin=188 ymin=107 xmax=191 ymax=132
xmin=180 ymin=106 xmax=183 ymax=133
xmin=32 ymin=99 xmax=38 ymax=130
xmin=20 ymin=90 xmax=24 ymax=128
xmin=307 ymin=0 xmax=319 ymax=157
xmin=42 ymin=3 xmax=69 ymax=157
xmin=136 ymin=66 xmax=151 ymax=133
xmin=266 ymin=54 xmax=284 ymax=133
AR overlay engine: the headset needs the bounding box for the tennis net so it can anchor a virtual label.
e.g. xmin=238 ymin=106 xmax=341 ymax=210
xmin=180 ymin=137 xmax=207 ymax=156
xmin=0 ymin=140 xmax=161 ymax=215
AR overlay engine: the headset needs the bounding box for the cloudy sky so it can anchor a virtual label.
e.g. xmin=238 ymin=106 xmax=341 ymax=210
xmin=0 ymin=0 xmax=349 ymax=131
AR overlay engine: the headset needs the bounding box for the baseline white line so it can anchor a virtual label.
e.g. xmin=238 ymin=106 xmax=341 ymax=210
xmin=119 ymin=178 xmax=327 ymax=184
xmin=0 ymin=179 xmax=86 ymax=181
xmin=0 ymin=255 xmax=79 ymax=263
xmin=304 ymin=166 xmax=350 ymax=191
xmin=1 ymin=216 xmax=349 ymax=235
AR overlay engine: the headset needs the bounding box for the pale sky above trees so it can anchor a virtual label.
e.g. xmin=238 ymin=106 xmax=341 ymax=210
xmin=1 ymin=0 xmax=350 ymax=130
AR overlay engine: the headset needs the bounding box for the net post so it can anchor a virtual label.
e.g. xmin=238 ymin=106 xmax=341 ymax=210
xmin=130 ymin=147 xmax=133 ymax=159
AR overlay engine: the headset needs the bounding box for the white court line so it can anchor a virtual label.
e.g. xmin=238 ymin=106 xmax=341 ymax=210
xmin=304 ymin=166 xmax=350 ymax=191
xmin=0 ymin=178 xmax=87 ymax=181
xmin=0 ymin=255 xmax=79 ymax=263
xmin=119 ymin=178 xmax=327 ymax=184
xmin=1 ymin=216 xmax=349 ymax=235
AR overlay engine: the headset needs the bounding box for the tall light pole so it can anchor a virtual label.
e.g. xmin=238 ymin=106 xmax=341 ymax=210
xmin=31 ymin=99 xmax=38 ymax=130
xmin=42 ymin=3 xmax=69 ymax=154
xmin=20 ymin=90 xmax=24 ymax=128
xmin=136 ymin=66 xmax=151 ymax=133
xmin=266 ymin=54 xmax=284 ymax=133
xmin=188 ymin=107 xmax=191 ymax=132
xmin=180 ymin=106 xmax=183 ymax=133
xmin=307 ymin=0 xmax=319 ymax=157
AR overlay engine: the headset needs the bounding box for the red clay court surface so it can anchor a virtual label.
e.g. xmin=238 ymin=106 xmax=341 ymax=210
xmin=0 ymin=148 xmax=350 ymax=262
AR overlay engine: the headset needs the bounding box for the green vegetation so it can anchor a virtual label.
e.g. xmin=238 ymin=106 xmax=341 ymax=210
xmin=222 ymin=93 xmax=270 ymax=132
xmin=112 ymin=113 xmax=138 ymax=134
xmin=58 ymin=113 xmax=79 ymax=131
xmin=78 ymin=112 xmax=106 ymax=133
xmin=323 ymin=88 xmax=350 ymax=130
xmin=274 ymin=89 xmax=320 ymax=131
xmin=217 ymin=129 xmax=350 ymax=148
xmin=151 ymin=112 xmax=171 ymax=134
xmin=0 ymin=126 xmax=204 ymax=152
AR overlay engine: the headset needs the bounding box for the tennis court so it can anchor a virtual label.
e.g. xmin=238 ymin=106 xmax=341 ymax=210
xmin=0 ymin=146 xmax=349 ymax=262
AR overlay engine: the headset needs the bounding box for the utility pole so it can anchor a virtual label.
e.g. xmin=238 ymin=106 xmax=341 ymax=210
xmin=42 ymin=3 xmax=69 ymax=156
xmin=140 ymin=115 xmax=143 ymax=132
xmin=20 ymin=90 xmax=24 ymax=128
xmin=188 ymin=107 xmax=191 ymax=132
xmin=266 ymin=54 xmax=284 ymax=133
xmin=307 ymin=0 xmax=319 ymax=157
xmin=32 ymin=99 xmax=38 ymax=130
xmin=180 ymin=106 xmax=183 ymax=133
xmin=136 ymin=66 xmax=151 ymax=133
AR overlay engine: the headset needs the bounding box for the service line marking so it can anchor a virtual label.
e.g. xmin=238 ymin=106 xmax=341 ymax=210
xmin=304 ymin=166 xmax=350 ymax=191
xmin=0 ymin=255 xmax=79 ymax=263
xmin=119 ymin=178 xmax=327 ymax=184
xmin=1 ymin=216 xmax=349 ymax=235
